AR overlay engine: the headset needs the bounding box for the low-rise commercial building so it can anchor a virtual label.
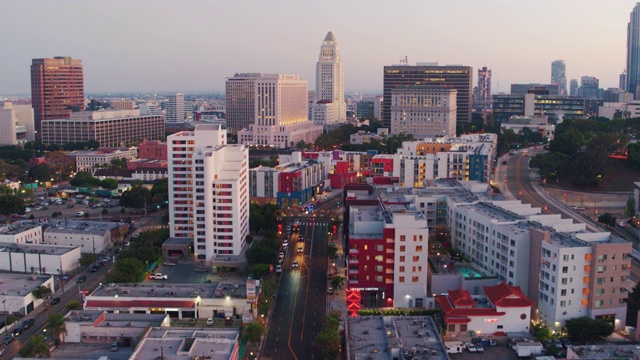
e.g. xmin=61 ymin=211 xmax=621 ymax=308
xmin=0 ymin=223 xmax=43 ymax=244
xmin=0 ymin=273 xmax=55 ymax=315
xmin=65 ymin=310 xmax=169 ymax=344
xmin=41 ymin=109 xmax=164 ymax=148
xmin=131 ymin=328 xmax=240 ymax=360
xmin=0 ymin=243 xmax=80 ymax=275
xmin=69 ymin=147 xmax=138 ymax=172
xmin=43 ymin=220 xmax=127 ymax=254
xmin=501 ymin=115 xmax=555 ymax=141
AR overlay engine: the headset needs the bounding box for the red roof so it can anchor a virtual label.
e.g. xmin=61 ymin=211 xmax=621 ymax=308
xmin=483 ymin=283 xmax=533 ymax=308
xmin=85 ymin=299 xmax=196 ymax=308
xmin=448 ymin=288 xmax=476 ymax=307
xmin=436 ymin=295 xmax=505 ymax=318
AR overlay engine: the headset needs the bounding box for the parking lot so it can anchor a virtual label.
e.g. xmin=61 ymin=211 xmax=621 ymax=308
xmin=146 ymin=261 xmax=210 ymax=284
xmin=448 ymin=345 xmax=519 ymax=360
xmin=22 ymin=195 xmax=122 ymax=221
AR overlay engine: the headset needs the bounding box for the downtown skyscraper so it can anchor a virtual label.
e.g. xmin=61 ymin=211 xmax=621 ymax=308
xmin=627 ymin=3 xmax=640 ymax=99
xmin=30 ymin=56 xmax=84 ymax=140
xmin=314 ymin=31 xmax=345 ymax=123
xmin=476 ymin=66 xmax=492 ymax=109
xmin=551 ymin=60 xmax=567 ymax=95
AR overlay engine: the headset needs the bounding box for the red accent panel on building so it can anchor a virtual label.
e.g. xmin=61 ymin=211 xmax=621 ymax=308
xmin=372 ymin=157 xmax=394 ymax=173
xmin=138 ymin=139 xmax=167 ymax=161
xmin=279 ymin=171 xmax=301 ymax=193
xmin=328 ymin=172 xmax=357 ymax=189
xmin=372 ymin=176 xmax=400 ymax=185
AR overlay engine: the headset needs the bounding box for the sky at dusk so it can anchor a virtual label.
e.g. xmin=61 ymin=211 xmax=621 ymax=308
xmin=0 ymin=0 xmax=636 ymax=95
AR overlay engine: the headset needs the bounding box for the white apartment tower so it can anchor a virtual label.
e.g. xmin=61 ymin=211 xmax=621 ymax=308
xmin=168 ymin=124 xmax=249 ymax=263
xmin=166 ymin=93 xmax=185 ymax=123
xmin=315 ymin=31 xmax=345 ymax=124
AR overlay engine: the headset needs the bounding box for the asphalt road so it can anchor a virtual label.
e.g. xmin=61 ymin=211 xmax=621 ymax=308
xmin=262 ymin=219 xmax=329 ymax=360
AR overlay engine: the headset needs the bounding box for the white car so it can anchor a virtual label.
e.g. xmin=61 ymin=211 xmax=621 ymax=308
xmin=150 ymin=273 xmax=168 ymax=280
xmin=275 ymin=265 xmax=282 ymax=273
xmin=206 ymin=318 xmax=214 ymax=326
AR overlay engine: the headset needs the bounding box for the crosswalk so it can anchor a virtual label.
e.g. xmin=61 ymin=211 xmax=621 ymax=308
xmin=298 ymin=222 xmax=328 ymax=226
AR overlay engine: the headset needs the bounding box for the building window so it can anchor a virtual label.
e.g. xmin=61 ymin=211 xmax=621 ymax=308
xmin=399 ymin=276 xmax=405 ymax=283
xmin=400 ymin=245 xmax=406 ymax=252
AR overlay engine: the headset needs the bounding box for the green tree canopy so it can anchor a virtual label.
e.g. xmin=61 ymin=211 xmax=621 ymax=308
xmin=27 ymin=163 xmax=52 ymax=182
xmin=32 ymin=285 xmax=52 ymax=299
xmin=245 ymin=241 xmax=278 ymax=266
xmin=625 ymin=196 xmax=636 ymax=218
xmin=243 ymin=320 xmax=265 ymax=347
xmin=565 ymin=317 xmax=613 ymax=342
xmin=18 ymin=334 xmax=51 ymax=358
xmin=100 ymin=178 xmax=118 ymax=190
xmin=70 ymin=171 xmax=100 ymax=188
xmin=151 ymin=178 xmax=169 ymax=206
xmin=107 ymin=257 xmax=145 ymax=283
xmin=48 ymin=313 xmax=68 ymax=344
xmin=0 ymin=194 xmax=25 ymax=216
xmin=79 ymin=253 xmax=98 ymax=267
xmin=119 ymin=185 xmax=152 ymax=209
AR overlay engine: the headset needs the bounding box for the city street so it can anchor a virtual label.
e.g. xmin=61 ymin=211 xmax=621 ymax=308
xmin=262 ymin=217 xmax=330 ymax=360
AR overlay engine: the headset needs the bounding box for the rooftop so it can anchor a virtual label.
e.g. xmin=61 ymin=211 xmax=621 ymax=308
xmin=131 ymin=328 xmax=239 ymax=360
xmin=88 ymin=281 xmax=247 ymax=300
xmin=0 ymin=222 xmax=41 ymax=236
xmin=0 ymin=243 xmax=76 ymax=256
xmin=0 ymin=272 xmax=53 ymax=297
xmin=44 ymin=220 xmax=123 ymax=236
xmin=348 ymin=316 xmax=447 ymax=360
xmin=568 ymin=344 xmax=640 ymax=359
xmin=65 ymin=310 xmax=167 ymax=328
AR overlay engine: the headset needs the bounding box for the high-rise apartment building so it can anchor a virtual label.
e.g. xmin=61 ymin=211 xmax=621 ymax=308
xmin=551 ymin=60 xmax=567 ymax=95
xmin=167 ymin=124 xmax=249 ymax=263
xmin=390 ymin=86 xmax=457 ymax=138
xmin=166 ymin=93 xmax=185 ymax=123
xmin=628 ymin=3 xmax=640 ymax=99
xmin=383 ymin=64 xmax=473 ymax=128
xmin=30 ymin=56 xmax=85 ymax=139
xmin=578 ymin=76 xmax=602 ymax=99
xmin=475 ymin=67 xmax=492 ymax=109
xmin=314 ymin=31 xmax=345 ymax=124
xmin=230 ymin=74 xmax=323 ymax=148
xmin=620 ymin=70 xmax=627 ymax=91
xmin=510 ymin=83 xmax=559 ymax=96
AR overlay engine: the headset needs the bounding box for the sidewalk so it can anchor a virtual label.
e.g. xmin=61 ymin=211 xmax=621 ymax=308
xmin=327 ymin=223 xmax=348 ymax=319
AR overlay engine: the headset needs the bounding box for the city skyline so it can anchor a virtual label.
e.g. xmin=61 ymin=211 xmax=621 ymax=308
xmin=0 ymin=0 xmax=635 ymax=95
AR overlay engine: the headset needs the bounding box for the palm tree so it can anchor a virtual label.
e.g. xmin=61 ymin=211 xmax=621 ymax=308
xmin=48 ymin=313 xmax=67 ymax=345
xmin=18 ymin=334 xmax=50 ymax=358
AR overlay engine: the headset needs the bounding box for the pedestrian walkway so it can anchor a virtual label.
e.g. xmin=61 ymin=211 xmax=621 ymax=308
xmin=327 ymin=224 xmax=348 ymax=321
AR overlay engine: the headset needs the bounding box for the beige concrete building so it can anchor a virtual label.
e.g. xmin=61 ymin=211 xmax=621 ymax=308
xmin=0 ymin=102 xmax=35 ymax=145
xmin=390 ymin=86 xmax=457 ymax=138
xmin=40 ymin=109 xmax=164 ymax=147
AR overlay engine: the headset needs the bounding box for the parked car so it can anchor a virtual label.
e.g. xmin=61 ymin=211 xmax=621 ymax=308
xmin=3 ymin=334 xmax=14 ymax=345
xmin=76 ymin=275 xmax=87 ymax=283
xmin=206 ymin=318 xmax=214 ymax=326
xmin=150 ymin=273 xmax=168 ymax=280
xmin=110 ymin=341 xmax=120 ymax=352
xmin=12 ymin=327 xmax=21 ymax=336
xmin=162 ymin=261 xmax=177 ymax=266
xmin=327 ymin=286 xmax=334 ymax=295
xmin=51 ymin=297 xmax=61 ymax=305
xmin=21 ymin=319 xmax=35 ymax=330
xmin=62 ymin=274 xmax=70 ymax=281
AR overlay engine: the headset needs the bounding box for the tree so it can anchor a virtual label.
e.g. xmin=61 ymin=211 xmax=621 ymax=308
xmin=0 ymin=194 xmax=25 ymax=216
xmin=100 ymin=178 xmax=118 ymax=190
xmin=45 ymin=151 xmax=75 ymax=179
xmin=119 ymin=185 xmax=152 ymax=209
xmin=250 ymin=263 xmax=270 ymax=278
xmin=110 ymin=158 xmax=128 ymax=169
xmin=107 ymin=257 xmax=145 ymax=283
xmin=48 ymin=313 xmax=67 ymax=344
xmin=330 ymin=275 xmax=345 ymax=290
xmin=32 ymin=285 xmax=52 ymax=300
xmin=565 ymin=317 xmax=613 ymax=342
xmin=316 ymin=311 xmax=341 ymax=359
xmin=625 ymin=196 xmax=636 ymax=218
xmin=531 ymin=323 xmax=552 ymax=343
xmin=151 ymin=178 xmax=169 ymax=206
xmin=327 ymin=243 xmax=338 ymax=260
xmin=243 ymin=320 xmax=265 ymax=347
xmin=18 ymin=334 xmax=50 ymax=358
xmin=79 ymin=253 xmax=97 ymax=267
xmin=245 ymin=241 xmax=277 ymax=266
xmin=66 ymin=301 xmax=83 ymax=310
xmin=70 ymin=171 xmax=100 ymax=188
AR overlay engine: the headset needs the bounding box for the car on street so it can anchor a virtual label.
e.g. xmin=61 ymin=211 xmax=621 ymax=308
xmin=102 ymin=256 xmax=110 ymax=262
xmin=162 ymin=261 xmax=177 ymax=266
xmin=51 ymin=297 xmax=61 ymax=305
xmin=3 ymin=334 xmax=14 ymax=345
xmin=12 ymin=327 xmax=21 ymax=336
xmin=297 ymin=246 xmax=303 ymax=253
xmin=206 ymin=318 xmax=214 ymax=326
xmin=150 ymin=273 xmax=168 ymax=280
xmin=283 ymin=240 xmax=288 ymax=247
xmin=124 ymin=241 xmax=130 ymax=246
xmin=76 ymin=275 xmax=87 ymax=283
xmin=327 ymin=286 xmax=334 ymax=295
xmin=67 ymin=204 xmax=75 ymax=208
xmin=110 ymin=341 xmax=120 ymax=352
xmin=275 ymin=265 xmax=282 ymax=273
xmin=194 ymin=267 xmax=208 ymax=273
xmin=21 ymin=319 xmax=35 ymax=330
xmin=292 ymin=261 xmax=299 ymax=269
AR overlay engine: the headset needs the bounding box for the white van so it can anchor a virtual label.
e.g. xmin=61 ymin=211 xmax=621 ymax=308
xmin=445 ymin=341 xmax=464 ymax=354
xmin=75 ymin=211 xmax=86 ymax=217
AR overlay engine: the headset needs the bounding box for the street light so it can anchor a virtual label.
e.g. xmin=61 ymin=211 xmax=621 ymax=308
xmin=2 ymin=300 xmax=6 ymax=335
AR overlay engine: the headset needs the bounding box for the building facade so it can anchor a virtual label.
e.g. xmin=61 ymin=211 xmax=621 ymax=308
xmin=390 ymin=86 xmax=457 ymax=138
xmin=70 ymin=147 xmax=138 ymax=172
xmin=315 ymin=31 xmax=345 ymax=124
xmin=0 ymin=102 xmax=35 ymax=145
xmin=43 ymin=220 xmax=127 ymax=254
xmin=168 ymin=124 xmax=249 ymax=262
xmin=231 ymin=73 xmax=323 ymax=148
xmin=492 ymin=94 xmax=585 ymax=124
xmin=0 ymin=243 xmax=81 ymax=275
xmin=383 ymin=64 xmax=473 ymax=128
xmin=166 ymin=93 xmax=185 ymax=123
xmin=30 ymin=56 xmax=85 ymax=139
xmin=475 ymin=66 xmax=492 ymax=109
xmin=628 ymin=3 xmax=640 ymax=99
xmin=138 ymin=139 xmax=167 ymax=161
xmin=40 ymin=109 xmax=164 ymax=147
xmin=551 ymin=60 xmax=567 ymax=95
xmin=510 ymin=83 xmax=559 ymax=95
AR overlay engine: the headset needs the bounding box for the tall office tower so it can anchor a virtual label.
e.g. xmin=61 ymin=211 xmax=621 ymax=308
xmin=315 ymin=31 xmax=345 ymax=123
xmin=570 ymin=79 xmax=579 ymax=97
xmin=167 ymin=124 xmax=249 ymax=262
xmin=30 ymin=56 xmax=84 ymax=139
xmin=476 ymin=67 xmax=492 ymax=109
xmin=390 ymin=87 xmax=457 ymax=138
xmin=628 ymin=3 xmax=640 ymax=99
xmin=551 ymin=60 xmax=567 ymax=95
xmin=383 ymin=64 xmax=473 ymax=128
xmin=229 ymin=74 xmax=323 ymax=147
xmin=166 ymin=93 xmax=185 ymax=123
xmin=578 ymin=76 xmax=601 ymax=99
xmin=620 ymin=70 xmax=627 ymax=91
